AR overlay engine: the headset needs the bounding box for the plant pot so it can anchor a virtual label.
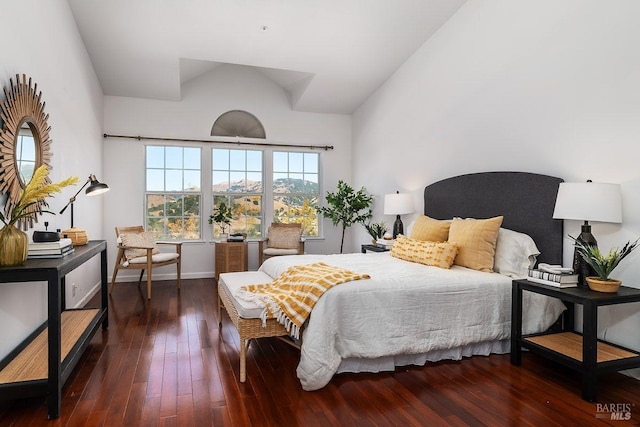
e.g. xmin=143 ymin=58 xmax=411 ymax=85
xmin=585 ymin=276 xmax=621 ymax=293
xmin=0 ymin=225 xmax=28 ymax=267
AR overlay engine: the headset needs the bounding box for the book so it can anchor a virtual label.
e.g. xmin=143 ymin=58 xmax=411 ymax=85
xmin=28 ymin=247 xmax=75 ymax=259
xmin=527 ymin=276 xmax=578 ymax=288
xmin=28 ymin=244 xmax=75 ymax=256
xmin=376 ymin=238 xmax=395 ymax=249
xmin=528 ymin=268 xmax=578 ymax=284
xmin=28 ymin=238 xmax=73 ymax=251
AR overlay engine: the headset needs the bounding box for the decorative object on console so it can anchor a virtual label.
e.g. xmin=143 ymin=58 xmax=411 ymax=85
xmin=33 ymin=222 xmax=60 ymax=242
xmin=0 ymin=165 xmax=77 ymax=266
xmin=384 ymin=191 xmax=414 ymax=238
xmin=570 ymin=235 xmax=638 ymax=293
xmin=553 ymin=180 xmax=622 ymax=287
xmin=319 ymin=180 xmax=373 ymax=253
xmin=59 ymin=174 xmax=109 ymax=246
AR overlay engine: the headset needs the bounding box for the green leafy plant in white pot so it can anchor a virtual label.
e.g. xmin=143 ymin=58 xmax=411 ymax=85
xmin=571 ymin=236 xmax=639 ymax=293
xmin=364 ymin=221 xmax=387 ymax=245
xmin=209 ymin=202 xmax=233 ymax=240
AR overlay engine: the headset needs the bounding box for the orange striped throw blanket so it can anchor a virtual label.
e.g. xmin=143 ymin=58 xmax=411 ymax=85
xmin=237 ymin=262 xmax=370 ymax=339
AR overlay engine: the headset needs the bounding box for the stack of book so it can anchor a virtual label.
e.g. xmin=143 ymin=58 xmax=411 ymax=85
xmin=376 ymin=238 xmax=395 ymax=249
xmin=28 ymin=238 xmax=74 ymax=259
xmin=527 ymin=268 xmax=578 ymax=288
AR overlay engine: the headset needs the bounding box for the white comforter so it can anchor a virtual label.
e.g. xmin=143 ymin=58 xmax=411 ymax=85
xmin=259 ymin=252 xmax=565 ymax=391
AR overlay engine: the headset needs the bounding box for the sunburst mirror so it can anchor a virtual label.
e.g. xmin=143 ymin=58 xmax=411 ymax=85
xmin=0 ymin=74 xmax=52 ymax=229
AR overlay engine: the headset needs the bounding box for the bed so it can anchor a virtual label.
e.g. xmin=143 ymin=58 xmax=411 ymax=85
xmin=256 ymin=172 xmax=567 ymax=391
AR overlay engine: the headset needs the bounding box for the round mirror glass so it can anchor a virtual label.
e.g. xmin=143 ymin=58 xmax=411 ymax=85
xmin=16 ymin=120 xmax=38 ymax=186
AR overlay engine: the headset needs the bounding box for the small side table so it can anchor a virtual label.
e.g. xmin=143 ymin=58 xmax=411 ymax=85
xmin=215 ymin=241 xmax=248 ymax=280
xmin=511 ymin=279 xmax=640 ymax=402
xmin=361 ymin=244 xmax=390 ymax=253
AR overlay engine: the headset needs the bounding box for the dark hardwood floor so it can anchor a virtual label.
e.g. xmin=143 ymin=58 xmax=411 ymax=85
xmin=0 ymin=278 xmax=638 ymax=426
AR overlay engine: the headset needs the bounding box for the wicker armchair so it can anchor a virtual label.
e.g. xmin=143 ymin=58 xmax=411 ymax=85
xmin=110 ymin=226 xmax=182 ymax=299
xmin=257 ymin=223 xmax=305 ymax=266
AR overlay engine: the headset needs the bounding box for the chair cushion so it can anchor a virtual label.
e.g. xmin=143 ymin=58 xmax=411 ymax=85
xmin=219 ymin=271 xmax=273 ymax=319
xmin=120 ymin=231 xmax=160 ymax=261
xmin=267 ymin=225 xmax=302 ymax=249
xmin=263 ymin=248 xmax=301 ymax=256
xmin=127 ymin=252 xmax=179 ymax=265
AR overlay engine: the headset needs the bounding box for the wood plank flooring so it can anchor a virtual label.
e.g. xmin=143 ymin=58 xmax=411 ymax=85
xmin=0 ymin=278 xmax=638 ymax=426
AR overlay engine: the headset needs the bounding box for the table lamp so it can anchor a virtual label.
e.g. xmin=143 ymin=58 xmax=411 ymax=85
xmin=59 ymin=174 xmax=110 ymax=245
xmin=552 ymin=180 xmax=622 ymax=286
xmin=384 ymin=191 xmax=414 ymax=238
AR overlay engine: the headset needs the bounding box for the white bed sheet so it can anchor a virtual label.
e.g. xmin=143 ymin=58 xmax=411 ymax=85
xmin=259 ymin=252 xmax=566 ymax=391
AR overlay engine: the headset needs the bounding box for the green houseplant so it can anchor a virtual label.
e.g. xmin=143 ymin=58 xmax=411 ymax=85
xmin=364 ymin=221 xmax=387 ymax=245
xmin=319 ymin=180 xmax=373 ymax=253
xmin=570 ymin=235 xmax=639 ymax=292
xmin=208 ymin=202 xmax=233 ymax=237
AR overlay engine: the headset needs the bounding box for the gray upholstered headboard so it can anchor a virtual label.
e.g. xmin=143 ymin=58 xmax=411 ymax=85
xmin=424 ymin=172 xmax=563 ymax=266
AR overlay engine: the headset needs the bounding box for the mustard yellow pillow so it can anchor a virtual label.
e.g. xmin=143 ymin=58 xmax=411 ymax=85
xmin=409 ymin=215 xmax=451 ymax=242
xmin=390 ymin=235 xmax=458 ymax=269
xmin=448 ymin=216 xmax=503 ymax=272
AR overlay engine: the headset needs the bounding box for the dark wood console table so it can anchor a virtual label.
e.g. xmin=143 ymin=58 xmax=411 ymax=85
xmin=0 ymin=240 xmax=108 ymax=419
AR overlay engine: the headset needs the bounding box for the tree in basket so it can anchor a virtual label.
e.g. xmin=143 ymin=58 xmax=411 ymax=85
xmin=570 ymin=235 xmax=639 ymax=292
xmin=208 ymin=201 xmax=233 ymax=238
xmin=0 ymin=165 xmax=78 ymax=266
xmin=319 ymin=180 xmax=373 ymax=253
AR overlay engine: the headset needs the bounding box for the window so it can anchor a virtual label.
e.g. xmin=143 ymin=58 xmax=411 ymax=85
xmin=145 ymin=146 xmax=201 ymax=239
xmin=273 ymin=151 xmax=320 ymax=237
xmin=212 ymin=148 xmax=263 ymax=238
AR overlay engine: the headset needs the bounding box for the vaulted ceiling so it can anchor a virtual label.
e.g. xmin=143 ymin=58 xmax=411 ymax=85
xmin=68 ymin=0 xmax=467 ymax=114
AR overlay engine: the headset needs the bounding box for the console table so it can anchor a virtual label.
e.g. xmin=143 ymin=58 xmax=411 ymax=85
xmin=511 ymin=279 xmax=640 ymax=402
xmin=0 ymin=240 xmax=108 ymax=419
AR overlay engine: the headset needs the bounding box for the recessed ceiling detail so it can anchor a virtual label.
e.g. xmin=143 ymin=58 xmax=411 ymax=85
xmin=211 ymin=110 xmax=266 ymax=139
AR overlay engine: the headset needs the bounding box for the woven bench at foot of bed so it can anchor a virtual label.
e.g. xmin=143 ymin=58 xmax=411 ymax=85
xmin=217 ymin=272 xmax=293 ymax=382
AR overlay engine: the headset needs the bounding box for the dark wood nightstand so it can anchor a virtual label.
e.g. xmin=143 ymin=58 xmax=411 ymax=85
xmin=361 ymin=244 xmax=390 ymax=253
xmin=511 ymin=279 xmax=640 ymax=402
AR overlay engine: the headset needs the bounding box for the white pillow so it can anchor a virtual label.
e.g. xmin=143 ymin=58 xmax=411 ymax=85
xmin=493 ymin=228 xmax=540 ymax=278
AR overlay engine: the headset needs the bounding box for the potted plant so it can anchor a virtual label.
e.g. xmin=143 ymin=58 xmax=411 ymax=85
xmin=319 ymin=180 xmax=373 ymax=253
xmin=570 ymin=236 xmax=639 ymax=292
xmin=209 ymin=202 xmax=233 ymax=240
xmin=364 ymin=221 xmax=387 ymax=245
xmin=0 ymin=165 xmax=78 ymax=266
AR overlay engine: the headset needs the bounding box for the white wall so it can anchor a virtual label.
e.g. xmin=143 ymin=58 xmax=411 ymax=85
xmin=0 ymin=0 xmax=104 ymax=359
xmin=103 ymin=64 xmax=352 ymax=280
xmin=352 ymin=0 xmax=640 ymax=378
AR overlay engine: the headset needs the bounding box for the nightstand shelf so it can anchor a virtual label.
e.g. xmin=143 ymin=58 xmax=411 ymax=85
xmin=511 ymin=279 xmax=640 ymax=402
xmin=361 ymin=244 xmax=390 ymax=253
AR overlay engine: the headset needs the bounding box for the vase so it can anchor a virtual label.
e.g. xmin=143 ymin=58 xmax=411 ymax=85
xmin=0 ymin=225 xmax=28 ymax=267
xmin=585 ymin=276 xmax=621 ymax=293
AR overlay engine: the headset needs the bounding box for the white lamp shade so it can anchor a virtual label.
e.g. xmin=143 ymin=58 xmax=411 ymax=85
xmin=384 ymin=193 xmax=414 ymax=215
xmin=552 ymin=182 xmax=622 ymax=223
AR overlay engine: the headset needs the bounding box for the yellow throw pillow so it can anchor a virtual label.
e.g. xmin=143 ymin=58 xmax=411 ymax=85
xmin=448 ymin=216 xmax=503 ymax=272
xmin=409 ymin=215 xmax=451 ymax=242
xmin=390 ymin=235 xmax=458 ymax=269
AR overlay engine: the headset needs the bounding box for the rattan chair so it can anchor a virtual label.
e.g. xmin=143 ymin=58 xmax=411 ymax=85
xmin=257 ymin=223 xmax=305 ymax=266
xmin=110 ymin=226 xmax=182 ymax=299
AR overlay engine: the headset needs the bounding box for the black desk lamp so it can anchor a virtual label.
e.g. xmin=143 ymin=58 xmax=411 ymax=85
xmin=553 ymin=180 xmax=622 ymax=286
xmin=59 ymin=174 xmax=109 ymax=244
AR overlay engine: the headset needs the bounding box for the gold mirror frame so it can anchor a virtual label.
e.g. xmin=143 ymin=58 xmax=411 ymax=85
xmin=0 ymin=74 xmax=52 ymax=228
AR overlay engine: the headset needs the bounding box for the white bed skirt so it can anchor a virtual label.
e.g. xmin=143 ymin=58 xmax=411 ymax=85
xmin=336 ymin=339 xmax=510 ymax=375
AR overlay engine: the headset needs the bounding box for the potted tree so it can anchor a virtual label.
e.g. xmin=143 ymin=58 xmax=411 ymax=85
xmin=571 ymin=236 xmax=639 ymax=292
xmin=209 ymin=201 xmax=233 ymax=240
xmin=319 ymin=180 xmax=373 ymax=253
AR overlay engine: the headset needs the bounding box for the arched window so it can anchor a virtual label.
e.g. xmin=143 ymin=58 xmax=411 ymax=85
xmin=211 ymin=110 xmax=266 ymax=139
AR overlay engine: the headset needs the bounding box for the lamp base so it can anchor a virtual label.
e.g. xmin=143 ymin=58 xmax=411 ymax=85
xmin=393 ymin=215 xmax=404 ymax=239
xmin=62 ymin=227 xmax=88 ymax=246
xmin=573 ymin=222 xmax=597 ymax=287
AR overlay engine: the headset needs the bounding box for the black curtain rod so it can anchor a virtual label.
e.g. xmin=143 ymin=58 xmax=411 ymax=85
xmin=103 ymin=133 xmax=334 ymax=151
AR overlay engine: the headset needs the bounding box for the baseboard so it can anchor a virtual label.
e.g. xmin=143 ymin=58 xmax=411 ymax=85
xmin=113 ymin=271 xmax=215 ymax=282
xmin=73 ymin=280 xmax=102 ymax=308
